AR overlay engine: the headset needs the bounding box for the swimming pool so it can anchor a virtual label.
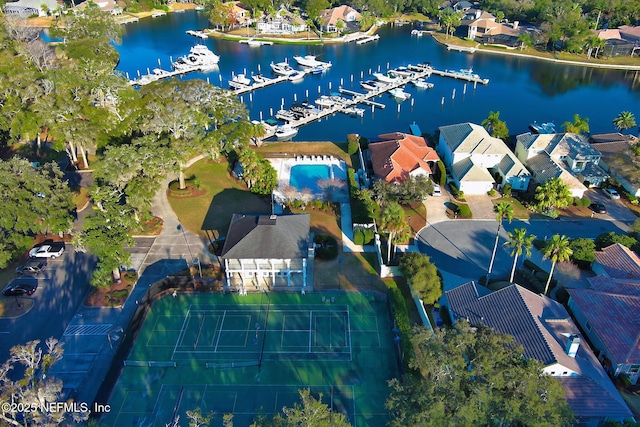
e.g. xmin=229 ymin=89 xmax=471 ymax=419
xmin=289 ymin=164 xmax=332 ymax=194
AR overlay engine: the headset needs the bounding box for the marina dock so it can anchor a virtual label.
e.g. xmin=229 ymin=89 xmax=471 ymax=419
xmin=430 ymin=68 xmax=489 ymax=85
xmin=260 ymin=64 xmax=438 ymax=139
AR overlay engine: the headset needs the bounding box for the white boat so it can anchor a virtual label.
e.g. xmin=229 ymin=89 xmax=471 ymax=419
xmin=314 ymin=96 xmax=336 ymax=108
xmin=340 ymin=106 xmax=365 ymax=117
xmin=393 ymin=66 xmax=413 ymax=77
xmin=457 ymin=68 xmax=480 ymax=79
xmin=389 ymin=87 xmax=411 ymax=100
xmin=152 ymin=11 xmax=166 ymax=17
xmin=360 ymin=80 xmax=378 ymax=91
xmin=293 ymin=55 xmax=332 ymax=70
xmin=229 ymin=73 xmax=252 ymax=89
xmin=172 ymin=45 xmax=219 ymax=71
xmin=372 ymin=71 xmax=400 ymax=83
xmin=252 ymin=74 xmax=272 ymax=84
xmin=288 ymin=70 xmax=306 ymax=81
xmin=412 ymin=79 xmax=434 ymax=89
xmin=270 ymin=61 xmax=298 ymax=76
xmin=275 ymin=109 xmax=296 ymax=121
xmin=275 ymin=124 xmax=298 ymax=141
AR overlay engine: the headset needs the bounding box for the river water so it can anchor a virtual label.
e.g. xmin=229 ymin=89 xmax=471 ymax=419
xmin=116 ymin=11 xmax=640 ymax=141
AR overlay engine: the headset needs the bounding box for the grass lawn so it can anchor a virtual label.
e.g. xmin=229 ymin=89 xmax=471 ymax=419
xmin=493 ymin=196 xmax=542 ymax=219
xmin=402 ymin=202 xmax=427 ymax=233
xmin=315 ymin=252 xmax=386 ymax=292
xmin=167 ymin=159 xmax=270 ymax=236
xmin=256 ymin=142 xmax=351 ymax=166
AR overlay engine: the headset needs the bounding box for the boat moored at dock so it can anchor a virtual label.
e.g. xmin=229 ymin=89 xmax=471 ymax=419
xmin=389 ymin=87 xmax=411 ymax=100
xmin=172 ymin=45 xmax=220 ymax=71
xmin=270 ymin=61 xmax=298 ymax=76
xmin=293 ymin=55 xmax=332 ymax=71
xmin=412 ymin=79 xmax=434 ymax=89
xmin=275 ymin=123 xmax=298 ymax=141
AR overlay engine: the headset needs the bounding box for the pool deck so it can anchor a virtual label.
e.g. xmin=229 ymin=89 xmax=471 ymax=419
xmin=268 ymin=156 xmax=372 ymax=253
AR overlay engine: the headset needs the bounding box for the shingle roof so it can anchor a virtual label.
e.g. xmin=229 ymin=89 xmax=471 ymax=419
xmin=221 ymin=214 xmax=310 ymax=259
xmin=320 ymin=5 xmax=360 ymax=27
xmin=447 ymin=282 xmax=633 ymax=420
xmin=452 ymin=157 xmax=494 ymax=182
xmin=567 ymin=288 xmax=640 ymax=365
xmin=369 ymin=132 xmax=439 ymax=184
xmin=526 ymin=154 xmax=587 ymax=191
xmin=591 ymin=133 xmax=639 ymax=144
xmin=594 ymin=243 xmax=640 ymax=280
xmin=498 ymin=152 xmax=530 ymax=178
xmin=559 ymin=376 xmax=633 ymax=419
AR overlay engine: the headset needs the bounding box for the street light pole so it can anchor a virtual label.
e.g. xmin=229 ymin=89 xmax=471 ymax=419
xmin=177 ymin=224 xmax=196 ymax=277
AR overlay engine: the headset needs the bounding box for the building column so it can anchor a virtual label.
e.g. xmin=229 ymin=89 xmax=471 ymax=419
xmin=286 ymin=259 xmax=291 ymax=287
xmin=302 ymin=258 xmax=307 ymax=287
xmin=270 ymin=259 xmax=276 ymax=287
xmin=239 ymin=259 xmax=246 ymax=287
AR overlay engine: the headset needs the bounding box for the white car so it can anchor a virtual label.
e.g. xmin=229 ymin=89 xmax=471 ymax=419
xmin=604 ymin=188 xmax=621 ymax=200
xmin=29 ymin=243 xmax=65 ymax=259
xmin=432 ymin=184 xmax=442 ymax=197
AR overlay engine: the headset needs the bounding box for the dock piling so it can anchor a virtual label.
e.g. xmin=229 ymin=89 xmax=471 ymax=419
xmin=329 ymin=82 xmax=332 ymax=90
xmin=294 ymin=93 xmax=297 ymax=102
xmin=452 ymin=88 xmax=456 ymax=100
xmin=270 ymin=108 xmax=273 ymax=117
xmin=305 ymin=89 xmax=308 ymax=98
xmin=260 ymin=111 xmax=263 ymax=121
xmin=318 ymin=85 xmax=321 ymax=94
xmin=249 ymin=93 xmax=253 ymax=102
xmin=258 ymin=64 xmax=261 ymax=73
xmin=463 ymin=84 xmax=467 ymax=94
xmin=340 ymin=78 xmax=344 ymax=86
xmin=441 ymin=97 xmax=445 ymax=105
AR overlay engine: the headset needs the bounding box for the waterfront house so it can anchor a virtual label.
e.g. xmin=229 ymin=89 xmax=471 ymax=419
xmin=221 ymin=213 xmax=312 ymax=291
xmin=368 ymin=132 xmax=440 ymax=184
xmin=590 ymin=133 xmax=640 ymax=197
xmin=515 ymin=132 xmax=609 ymax=197
xmin=567 ymin=243 xmax=640 ymax=385
xmin=437 ymin=122 xmax=530 ymax=194
xmin=75 ymin=0 xmax=122 ymax=15
xmin=4 ymin=0 xmax=60 ymax=16
xmin=256 ymin=7 xmax=306 ymax=34
xmin=319 ymin=5 xmax=361 ymax=33
xmin=446 ymin=282 xmax=634 ymax=423
xmin=224 ymin=1 xmax=251 ymax=27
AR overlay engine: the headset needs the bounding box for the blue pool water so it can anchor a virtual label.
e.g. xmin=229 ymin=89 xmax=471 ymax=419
xmin=290 ymin=164 xmax=331 ymax=194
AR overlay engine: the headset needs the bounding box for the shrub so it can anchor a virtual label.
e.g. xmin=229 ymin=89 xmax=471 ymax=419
xmin=347 ymin=134 xmax=360 ymax=156
xmin=312 ymin=199 xmax=323 ymax=210
xmin=450 ymin=183 xmax=465 ymax=201
xmin=386 ymin=279 xmax=412 ymax=358
xmin=569 ymin=238 xmax=595 ymax=268
xmin=501 ymin=183 xmax=512 ymax=197
xmin=314 ymin=234 xmax=338 ymax=259
xmin=487 ymin=188 xmax=496 ymax=197
xmin=457 ymin=203 xmax=472 ymax=218
xmin=436 ymin=160 xmax=446 ymax=187
xmin=353 ymin=227 xmax=374 ymax=245
xmin=579 ymin=196 xmax=591 ymax=207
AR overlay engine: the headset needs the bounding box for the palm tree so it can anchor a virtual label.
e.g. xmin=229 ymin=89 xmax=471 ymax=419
xmin=485 ymin=202 xmax=514 ymax=284
xmin=562 ymin=113 xmax=590 ymax=135
xmin=542 ymin=234 xmax=573 ymax=296
xmin=505 ymin=228 xmax=536 ymax=283
xmin=380 ymin=202 xmax=408 ymax=263
xmin=613 ymin=111 xmax=637 ymax=131
xmin=517 ymin=32 xmax=534 ymax=51
xmin=250 ymin=122 xmax=266 ymax=146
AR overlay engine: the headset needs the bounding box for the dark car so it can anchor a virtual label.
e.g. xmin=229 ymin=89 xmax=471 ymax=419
xmin=15 ymin=259 xmax=47 ymax=275
xmin=2 ymin=278 xmax=38 ymax=296
xmin=590 ymin=202 xmax=607 ymax=214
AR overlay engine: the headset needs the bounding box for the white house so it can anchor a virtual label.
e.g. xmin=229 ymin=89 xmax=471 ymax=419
xmin=4 ymin=0 xmax=60 ymax=16
xmin=446 ymin=282 xmax=634 ymax=423
xmin=221 ymin=214 xmax=313 ymax=292
xmin=256 ymin=7 xmax=306 ymax=34
xmin=515 ymin=132 xmax=609 ymax=197
xmin=437 ymin=122 xmax=530 ymax=194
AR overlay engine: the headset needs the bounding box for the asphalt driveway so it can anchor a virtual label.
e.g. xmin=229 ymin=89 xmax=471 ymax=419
xmin=416 ymin=218 xmax=629 ymax=281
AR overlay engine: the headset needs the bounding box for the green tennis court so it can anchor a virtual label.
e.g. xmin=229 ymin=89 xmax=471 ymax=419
xmin=102 ymin=293 xmax=398 ymax=426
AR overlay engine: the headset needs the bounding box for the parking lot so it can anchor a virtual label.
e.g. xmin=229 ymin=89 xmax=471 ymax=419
xmin=0 ymin=243 xmax=95 ymax=363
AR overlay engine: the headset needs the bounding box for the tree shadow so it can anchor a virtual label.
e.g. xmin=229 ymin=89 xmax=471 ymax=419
xmin=200 ymin=188 xmax=270 ymax=237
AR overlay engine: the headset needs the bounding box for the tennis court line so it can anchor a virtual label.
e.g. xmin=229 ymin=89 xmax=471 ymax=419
xmin=347 ymin=307 xmax=353 ymax=361
xmin=308 ymin=310 xmax=312 ymax=353
xmin=214 ymin=310 xmax=227 ymax=352
xmin=172 ymin=307 xmax=191 ymax=361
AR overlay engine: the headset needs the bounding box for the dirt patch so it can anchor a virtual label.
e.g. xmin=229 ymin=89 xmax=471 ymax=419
xmin=84 ymin=271 xmax=137 ymax=307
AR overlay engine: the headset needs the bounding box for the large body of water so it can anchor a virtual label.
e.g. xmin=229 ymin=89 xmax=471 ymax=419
xmin=116 ymin=11 xmax=640 ymax=141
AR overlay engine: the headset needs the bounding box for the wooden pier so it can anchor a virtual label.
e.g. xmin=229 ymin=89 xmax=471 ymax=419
xmin=430 ymin=68 xmax=489 ymax=85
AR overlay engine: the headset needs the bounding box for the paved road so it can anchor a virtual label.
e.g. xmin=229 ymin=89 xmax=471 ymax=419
xmin=0 ymin=244 xmax=95 ymax=363
xmin=416 ymin=218 xmax=629 ymax=281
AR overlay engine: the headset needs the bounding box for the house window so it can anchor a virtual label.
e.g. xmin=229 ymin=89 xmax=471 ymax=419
xmin=585 ymin=321 xmax=591 ymax=332
xmin=629 ymin=365 xmax=640 ymax=374
xmin=562 ymin=371 xmax=568 ymax=375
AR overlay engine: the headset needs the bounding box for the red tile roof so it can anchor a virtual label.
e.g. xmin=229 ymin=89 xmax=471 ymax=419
xmin=369 ymin=132 xmax=440 ymax=184
xmin=594 ymin=243 xmax=640 ymax=280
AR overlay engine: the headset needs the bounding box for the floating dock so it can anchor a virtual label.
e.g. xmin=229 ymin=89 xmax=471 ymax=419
xmin=186 ymin=30 xmax=208 ymax=39
xmin=356 ymin=34 xmax=380 ymax=45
